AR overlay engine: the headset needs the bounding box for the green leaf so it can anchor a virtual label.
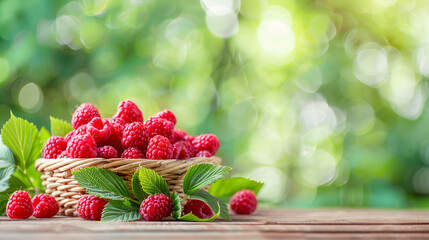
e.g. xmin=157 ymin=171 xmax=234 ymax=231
xmin=132 ymin=170 xmax=148 ymax=202
xmin=180 ymin=204 xmax=221 ymax=222
xmin=101 ymin=200 xmax=141 ymax=222
xmin=73 ymin=167 xmax=131 ymax=201
xmin=138 ymin=167 xmax=170 ymax=196
xmin=183 ymin=164 xmax=231 ymax=195
xmin=0 ymin=135 xmax=15 ymax=192
xmin=171 ymin=191 xmax=181 ymax=220
xmin=50 ymin=116 xmax=73 ymax=137
xmin=11 ymin=170 xmax=32 ymax=190
xmin=6 ymin=175 xmax=28 ymax=193
xmin=0 ymin=167 xmax=14 ymax=193
xmin=209 ymin=177 xmax=264 ymax=200
xmin=189 ymin=189 xmax=230 ymax=220
xmin=25 ymin=166 xmax=43 ymax=191
xmin=39 ymin=127 xmax=51 ymax=146
xmin=1 ymin=112 xmax=42 ymax=170
xmin=0 ymin=193 xmax=9 ymax=216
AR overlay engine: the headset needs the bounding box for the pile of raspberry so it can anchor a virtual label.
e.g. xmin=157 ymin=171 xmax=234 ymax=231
xmin=42 ymin=100 xmax=220 ymax=160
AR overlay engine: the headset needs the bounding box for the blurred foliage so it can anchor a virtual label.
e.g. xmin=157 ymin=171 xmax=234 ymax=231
xmin=1 ymin=0 xmax=429 ymax=207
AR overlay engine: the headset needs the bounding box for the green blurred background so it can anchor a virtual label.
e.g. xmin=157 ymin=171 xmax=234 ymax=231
xmin=1 ymin=0 xmax=429 ymax=208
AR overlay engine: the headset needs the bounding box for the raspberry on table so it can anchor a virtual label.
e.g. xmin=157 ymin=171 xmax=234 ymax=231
xmin=184 ymin=200 xmax=214 ymax=219
xmin=196 ymin=150 xmax=212 ymax=158
xmin=121 ymin=147 xmax=145 ymax=159
xmin=42 ymin=136 xmax=67 ymax=159
xmin=32 ymin=194 xmax=59 ymax=218
xmin=100 ymin=118 xmax=125 ymax=153
xmin=66 ymin=134 xmax=98 ymax=158
xmin=192 ymin=134 xmax=220 ymax=155
xmin=146 ymin=135 xmax=173 ymax=160
xmin=97 ymin=146 xmax=118 ymax=158
xmin=86 ymin=117 xmax=111 ymax=144
xmin=173 ymin=141 xmax=194 ymax=160
xmin=144 ymin=117 xmax=174 ymax=141
xmin=113 ymin=100 xmax=143 ymax=124
xmin=121 ymin=122 xmax=149 ymax=151
xmin=77 ymin=195 xmax=108 ymax=221
xmin=6 ymin=191 xmax=33 ymax=219
xmin=230 ymin=190 xmax=257 ymax=215
xmin=155 ymin=110 xmax=177 ymax=125
xmin=140 ymin=194 xmax=172 ymax=221
xmin=72 ymin=103 xmax=101 ymax=129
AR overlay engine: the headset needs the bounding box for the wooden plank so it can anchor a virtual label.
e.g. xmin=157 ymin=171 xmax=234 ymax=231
xmin=1 ymin=209 xmax=429 ymax=239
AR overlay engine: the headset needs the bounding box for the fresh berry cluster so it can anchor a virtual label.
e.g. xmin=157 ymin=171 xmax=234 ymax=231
xmin=42 ymin=101 xmax=220 ymax=160
xmin=6 ymin=191 xmax=59 ymax=219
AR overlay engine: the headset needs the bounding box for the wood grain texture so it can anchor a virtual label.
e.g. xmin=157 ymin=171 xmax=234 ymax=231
xmin=1 ymin=209 xmax=429 ymax=239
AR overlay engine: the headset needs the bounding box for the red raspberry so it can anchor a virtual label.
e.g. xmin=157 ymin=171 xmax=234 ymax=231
xmin=58 ymin=150 xmax=70 ymax=158
xmin=230 ymin=190 xmax=257 ymax=215
xmin=72 ymin=103 xmax=101 ymax=129
xmin=173 ymin=141 xmax=194 ymax=160
xmin=113 ymin=100 xmax=143 ymax=124
xmin=64 ymin=130 xmax=75 ymax=142
xmin=121 ymin=122 xmax=149 ymax=151
xmin=66 ymin=134 xmax=98 ymax=158
xmin=73 ymin=125 xmax=88 ymax=137
xmin=100 ymin=118 xmax=125 ymax=153
xmin=32 ymin=194 xmax=59 ymax=218
xmin=192 ymin=134 xmax=220 ymax=155
xmin=146 ymin=135 xmax=173 ymax=160
xmin=42 ymin=136 xmax=67 ymax=159
xmin=77 ymin=195 xmax=108 ymax=221
xmin=121 ymin=147 xmax=145 ymax=159
xmin=97 ymin=146 xmax=118 ymax=158
xmin=196 ymin=150 xmax=212 ymax=157
xmin=144 ymin=117 xmax=174 ymax=141
xmin=184 ymin=200 xmax=214 ymax=219
xmin=171 ymin=129 xmax=187 ymax=143
xmin=185 ymin=135 xmax=195 ymax=143
xmin=6 ymin=191 xmax=33 ymax=219
xmin=155 ymin=110 xmax=177 ymax=125
xmin=86 ymin=117 xmax=111 ymax=144
xmin=140 ymin=194 xmax=172 ymax=221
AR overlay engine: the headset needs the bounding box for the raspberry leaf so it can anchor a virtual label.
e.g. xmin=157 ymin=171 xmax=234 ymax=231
xmin=209 ymin=177 xmax=264 ymax=200
xmin=1 ymin=112 xmax=43 ymax=171
xmin=137 ymin=167 xmax=170 ymax=196
xmin=73 ymin=167 xmax=133 ymax=201
xmin=179 ymin=203 xmax=221 ymax=222
xmin=171 ymin=191 xmax=181 ymax=220
xmin=0 ymin=135 xmax=15 ymax=192
xmin=39 ymin=127 xmax=51 ymax=146
xmin=132 ymin=170 xmax=148 ymax=202
xmin=50 ymin=116 xmax=73 ymax=138
xmin=101 ymin=200 xmax=141 ymax=222
xmin=183 ymin=164 xmax=231 ymax=195
xmin=0 ymin=193 xmax=8 ymax=216
xmin=189 ymin=189 xmax=230 ymax=220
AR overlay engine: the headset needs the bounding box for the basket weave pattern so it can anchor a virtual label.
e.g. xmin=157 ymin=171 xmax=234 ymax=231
xmin=35 ymin=156 xmax=221 ymax=217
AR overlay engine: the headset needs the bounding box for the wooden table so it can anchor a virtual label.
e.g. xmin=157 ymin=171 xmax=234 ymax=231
xmin=1 ymin=209 xmax=429 ymax=239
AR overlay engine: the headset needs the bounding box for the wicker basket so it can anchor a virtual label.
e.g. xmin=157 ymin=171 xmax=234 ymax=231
xmin=34 ymin=156 xmax=221 ymax=217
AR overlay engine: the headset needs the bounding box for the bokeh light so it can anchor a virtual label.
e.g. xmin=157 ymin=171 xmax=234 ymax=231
xmin=1 ymin=0 xmax=429 ymax=208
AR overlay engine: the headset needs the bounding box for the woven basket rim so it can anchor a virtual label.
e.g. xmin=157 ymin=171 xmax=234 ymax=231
xmin=36 ymin=156 xmax=221 ymax=164
xmin=35 ymin=156 xmax=222 ymax=171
